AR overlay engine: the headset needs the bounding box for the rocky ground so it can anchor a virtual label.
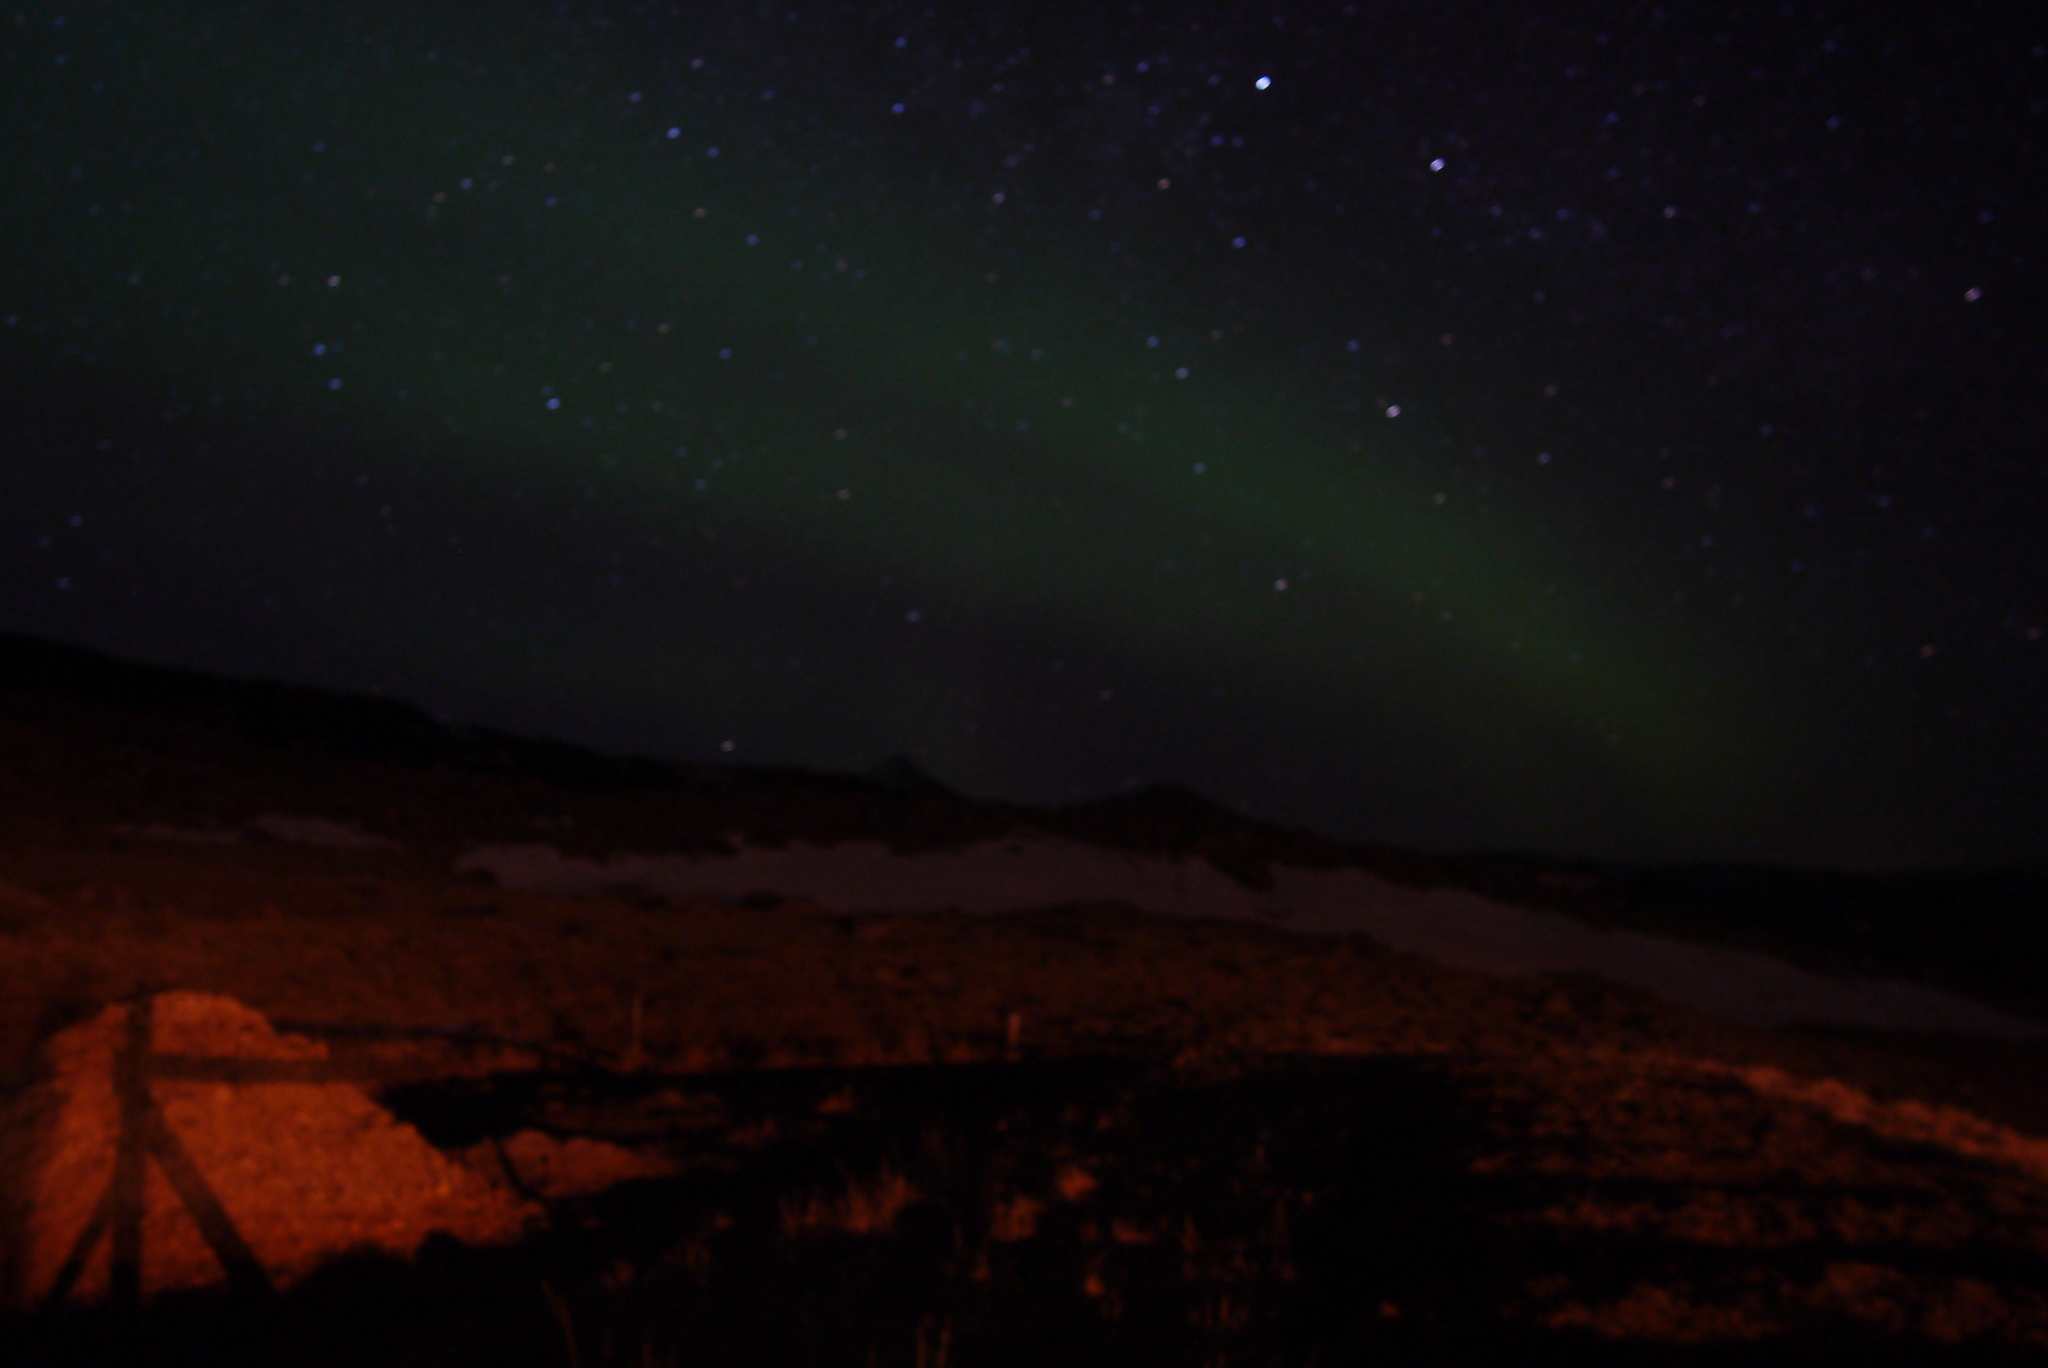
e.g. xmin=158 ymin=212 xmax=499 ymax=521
xmin=3 ymin=651 xmax=2047 ymax=1364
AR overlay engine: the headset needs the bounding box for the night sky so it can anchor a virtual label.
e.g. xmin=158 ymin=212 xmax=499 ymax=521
xmin=3 ymin=1 xmax=2044 ymax=868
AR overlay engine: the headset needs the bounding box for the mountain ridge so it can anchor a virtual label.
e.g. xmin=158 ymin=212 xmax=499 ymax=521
xmin=2 ymin=627 xmax=2043 ymax=1019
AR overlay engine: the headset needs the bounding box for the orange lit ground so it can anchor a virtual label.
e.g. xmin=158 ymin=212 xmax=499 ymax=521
xmin=4 ymin=684 xmax=2048 ymax=1365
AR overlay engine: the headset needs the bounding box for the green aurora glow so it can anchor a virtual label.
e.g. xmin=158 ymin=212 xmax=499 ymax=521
xmin=4 ymin=2 xmax=1795 ymax=857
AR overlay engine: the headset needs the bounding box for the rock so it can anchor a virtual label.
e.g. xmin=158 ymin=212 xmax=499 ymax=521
xmin=456 ymin=1131 xmax=677 ymax=1200
xmin=0 ymin=992 xmax=538 ymax=1309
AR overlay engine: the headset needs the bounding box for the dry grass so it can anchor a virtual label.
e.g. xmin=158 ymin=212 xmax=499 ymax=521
xmin=779 ymin=1168 xmax=921 ymax=1237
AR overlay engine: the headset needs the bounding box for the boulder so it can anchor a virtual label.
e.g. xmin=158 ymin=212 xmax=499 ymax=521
xmin=0 ymin=991 xmax=538 ymax=1308
xmin=457 ymin=1130 xmax=678 ymax=1201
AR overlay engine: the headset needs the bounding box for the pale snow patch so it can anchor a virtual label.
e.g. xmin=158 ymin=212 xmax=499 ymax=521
xmin=456 ymin=838 xmax=2044 ymax=1039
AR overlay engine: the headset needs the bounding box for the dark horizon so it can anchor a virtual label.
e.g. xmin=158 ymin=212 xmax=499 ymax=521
xmin=5 ymin=1 xmax=2044 ymax=869
xmin=10 ymin=623 xmax=2048 ymax=890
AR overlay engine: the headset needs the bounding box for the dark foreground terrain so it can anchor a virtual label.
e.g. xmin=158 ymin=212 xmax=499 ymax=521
xmin=4 ymin=633 xmax=2047 ymax=1365
xmin=16 ymin=1050 xmax=2048 ymax=1368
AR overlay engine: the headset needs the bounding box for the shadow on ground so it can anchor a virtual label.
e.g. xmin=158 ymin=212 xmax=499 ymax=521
xmin=10 ymin=1054 xmax=2036 ymax=1367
